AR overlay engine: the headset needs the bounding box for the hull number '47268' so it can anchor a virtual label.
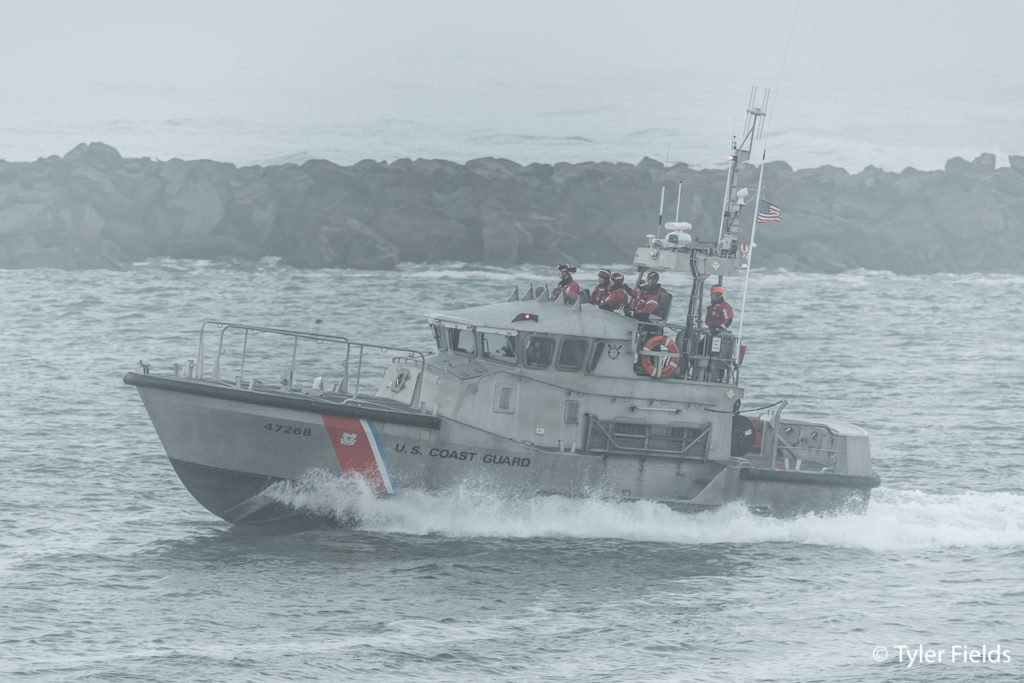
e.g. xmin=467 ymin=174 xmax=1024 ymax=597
xmin=263 ymin=423 xmax=312 ymax=436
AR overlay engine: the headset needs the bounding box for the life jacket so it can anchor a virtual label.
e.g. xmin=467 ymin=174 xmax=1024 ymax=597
xmin=552 ymin=279 xmax=580 ymax=301
xmin=705 ymin=300 xmax=734 ymax=329
xmin=600 ymin=284 xmax=629 ymax=312
xmin=632 ymin=284 xmax=671 ymax=318
xmin=631 ymin=292 xmax=660 ymax=316
xmin=590 ymin=283 xmax=611 ymax=305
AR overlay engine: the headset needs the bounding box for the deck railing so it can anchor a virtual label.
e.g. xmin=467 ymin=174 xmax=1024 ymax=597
xmin=191 ymin=320 xmax=428 ymax=407
xmin=635 ymin=321 xmax=739 ymax=384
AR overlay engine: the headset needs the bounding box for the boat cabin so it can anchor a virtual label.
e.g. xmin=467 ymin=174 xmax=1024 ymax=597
xmin=426 ymin=297 xmax=740 ymax=385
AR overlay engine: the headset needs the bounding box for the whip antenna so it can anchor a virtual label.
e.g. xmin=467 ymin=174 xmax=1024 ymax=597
xmin=761 ymin=0 xmax=800 ymax=142
xmin=734 ymin=2 xmax=799 ymax=357
xmin=657 ymin=186 xmax=665 ymax=236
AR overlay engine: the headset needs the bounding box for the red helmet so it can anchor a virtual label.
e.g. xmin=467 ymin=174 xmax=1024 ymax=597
xmin=711 ymin=285 xmax=725 ymax=295
xmin=647 ymin=271 xmax=659 ymax=282
xmin=598 ymin=269 xmax=610 ymax=279
xmin=557 ymin=264 xmax=577 ymax=274
xmin=611 ymin=272 xmax=625 ymax=285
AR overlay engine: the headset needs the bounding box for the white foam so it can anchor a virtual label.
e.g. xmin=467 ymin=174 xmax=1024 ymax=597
xmin=266 ymin=473 xmax=1024 ymax=551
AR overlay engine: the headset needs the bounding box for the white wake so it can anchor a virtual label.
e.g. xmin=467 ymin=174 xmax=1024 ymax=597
xmin=266 ymin=472 xmax=1024 ymax=551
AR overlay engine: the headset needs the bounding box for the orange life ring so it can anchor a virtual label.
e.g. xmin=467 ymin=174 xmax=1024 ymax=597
xmin=640 ymin=335 xmax=680 ymax=379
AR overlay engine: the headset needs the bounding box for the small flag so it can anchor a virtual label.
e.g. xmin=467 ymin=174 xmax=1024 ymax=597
xmin=740 ymin=243 xmax=750 ymax=260
xmin=757 ymin=199 xmax=782 ymax=223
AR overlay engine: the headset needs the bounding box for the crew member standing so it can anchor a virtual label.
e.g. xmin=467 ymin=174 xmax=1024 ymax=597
xmin=590 ymin=269 xmax=611 ymax=306
xmin=629 ymin=271 xmax=668 ymax=321
xmin=552 ymin=264 xmax=580 ymax=302
xmin=705 ymin=284 xmax=733 ymax=333
xmin=600 ymin=272 xmax=629 ymax=312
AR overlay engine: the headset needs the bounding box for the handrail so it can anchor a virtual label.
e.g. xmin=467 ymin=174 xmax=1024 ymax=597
xmin=772 ymin=434 xmax=842 ymax=469
xmin=768 ymin=400 xmax=787 ymax=471
xmin=765 ymin=402 xmax=843 ymax=470
xmin=198 ymin=320 xmax=351 ymax=379
xmin=192 ymin=320 xmax=426 ymax=408
xmin=635 ymin=320 xmax=738 ymax=384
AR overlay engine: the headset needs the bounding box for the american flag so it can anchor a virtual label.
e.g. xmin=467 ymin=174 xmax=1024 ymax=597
xmin=757 ymin=199 xmax=782 ymax=223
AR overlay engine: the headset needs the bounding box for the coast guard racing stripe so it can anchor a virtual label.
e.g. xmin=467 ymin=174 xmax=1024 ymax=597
xmin=321 ymin=416 xmax=396 ymax=494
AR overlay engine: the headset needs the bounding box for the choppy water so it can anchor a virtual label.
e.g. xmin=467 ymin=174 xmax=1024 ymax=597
xmin=2 ymin=261 xmax=1023 ymax=681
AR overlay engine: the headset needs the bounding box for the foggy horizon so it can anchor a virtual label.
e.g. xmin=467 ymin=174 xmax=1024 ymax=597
xmin=3 ymin=1 xmax=1021 ymax=170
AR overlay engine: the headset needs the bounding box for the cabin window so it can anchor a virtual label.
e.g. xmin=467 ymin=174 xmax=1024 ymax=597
xmin=481 ymin=331 xmax=518 ymax=365
xmin=447 ymin=328 xmax=476 ymax=356
xmin=431 ymin=324 xmax=447 ymax=351
xmin=587 ymin=342 xmax=606 ymax=373
xmin=556 ymin=337 xmax=589 ymax=371
xmin=524 ymin=335 xmax=555 ymax=369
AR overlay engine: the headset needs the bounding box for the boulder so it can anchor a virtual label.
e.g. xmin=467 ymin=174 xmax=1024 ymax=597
xmin=0 ymin=144 xmax=1020 ymax=273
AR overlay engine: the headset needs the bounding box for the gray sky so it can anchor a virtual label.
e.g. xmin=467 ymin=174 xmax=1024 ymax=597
xmin=2 ymin=1 xmax=1020 ymax=168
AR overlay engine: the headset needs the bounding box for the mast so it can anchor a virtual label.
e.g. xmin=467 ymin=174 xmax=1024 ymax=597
xmin=632 ymin=88 xmax=770 ymax=382
xmin=731 ymin=90 xmax=770 ymax=362
xmin=717 ymin=88 xmax=768 ymax=247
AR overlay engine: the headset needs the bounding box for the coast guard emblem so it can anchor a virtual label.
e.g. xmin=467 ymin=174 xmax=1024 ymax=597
xmin=607 ymin=344 xmax=622 ymax=360
xmin=340 ymin=432 xmax=358 ymax=446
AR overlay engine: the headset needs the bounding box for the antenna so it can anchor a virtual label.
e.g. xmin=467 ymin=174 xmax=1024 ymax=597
xmin=749 ymin=89 xmax=770 ymax=140
xmin=734 ymin=144 xmax=767 ymax=357
xmin=717 ymin=89 xmax=768 ymax=244
xmin=732 ymin=0 xmax=798 ymax=360
xmin=674 ymin=181 xmax=682 ymax=222
xmin=760 ymin=0 xmax=801 ymax=143
xmin=657 ymin=186 xmax=665 ymax=236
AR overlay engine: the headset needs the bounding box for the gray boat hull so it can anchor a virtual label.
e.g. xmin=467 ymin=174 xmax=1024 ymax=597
xmin=126 ymin=372 xmax=878 ymax=524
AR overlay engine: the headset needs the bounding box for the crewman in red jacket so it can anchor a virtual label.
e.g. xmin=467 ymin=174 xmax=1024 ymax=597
xmin=599 ymin=272 xmax=629 ymax=312
xmin=552 ymin=264 xmax=580 ymax=302
xmin=705 ymin=284 xmax=733 ymax=333
xmin=629 ymin=271 xmax=668 ymax=321
xmin=590 ymin=269 xmax=611 ymax=305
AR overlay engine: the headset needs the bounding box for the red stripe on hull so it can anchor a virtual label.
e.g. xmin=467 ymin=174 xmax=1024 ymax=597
xmin=322 ymin=415 xmax=388 ymax=493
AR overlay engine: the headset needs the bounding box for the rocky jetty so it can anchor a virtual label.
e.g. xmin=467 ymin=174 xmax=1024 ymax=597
xmin=1 ymin=142 xmax=1022 ymax=273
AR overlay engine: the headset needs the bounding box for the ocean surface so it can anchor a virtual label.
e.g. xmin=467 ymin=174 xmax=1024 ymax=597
xmin=1 ymin=260 xmax=1022 ymax=681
